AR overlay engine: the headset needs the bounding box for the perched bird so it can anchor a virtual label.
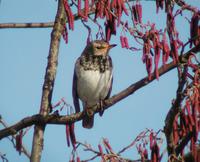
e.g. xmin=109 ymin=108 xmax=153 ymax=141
xmin=72 ymin=40 xmax=116 ymax=129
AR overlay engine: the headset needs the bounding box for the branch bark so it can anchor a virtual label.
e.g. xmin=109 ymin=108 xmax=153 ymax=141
xmin=0 ymin=7 xmax=94 ymax=29
xmin=0 ymin=116 xmax=30 ymax=159
xmin=0 ymin=45 xmax=199 ymax=140
xmin=30 ymin=0 xmax=66 ymax=162
xmin=164 ymin=66 xmax=187 ymax=158
xmin=0 ymin=22 xmax=54 ymax=29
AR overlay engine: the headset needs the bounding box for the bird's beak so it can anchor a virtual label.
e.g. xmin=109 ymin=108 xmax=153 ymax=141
xmin=108 ymin=44 xmax=117 ymax=49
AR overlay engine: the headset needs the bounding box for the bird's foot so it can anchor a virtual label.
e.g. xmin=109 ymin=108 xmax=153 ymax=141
xmin=99 ymin=100 xmax=105 ymax=117
xmin=85 ymin=107 xmax=94 ymax=117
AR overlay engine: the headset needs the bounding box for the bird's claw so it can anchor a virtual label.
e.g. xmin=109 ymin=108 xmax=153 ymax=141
xmin=99 ymin=100 xmax=105 ymax=116
xmin=86 ymin=108 xmax=94 ymax=117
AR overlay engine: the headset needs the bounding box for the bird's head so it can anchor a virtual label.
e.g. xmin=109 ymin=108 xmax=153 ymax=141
xmin=85 ymin=40 xmax=116 ymax=56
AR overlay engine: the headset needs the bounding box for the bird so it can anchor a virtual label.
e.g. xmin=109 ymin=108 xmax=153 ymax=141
xmin=72 ymin=40 xmax=116 ymax=129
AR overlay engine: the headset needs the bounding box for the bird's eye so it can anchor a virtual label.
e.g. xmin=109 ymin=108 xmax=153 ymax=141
xmin=96 ymin=46 xmax=101 ymax=49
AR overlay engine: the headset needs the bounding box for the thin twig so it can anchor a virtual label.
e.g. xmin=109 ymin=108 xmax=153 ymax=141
xmin=0 ymin=116 xmax=31 ymax=159
xmin=118 ymin=130 xmax=149 ymax=155
xmin=0 ymin=152 xmax=8 ymax=162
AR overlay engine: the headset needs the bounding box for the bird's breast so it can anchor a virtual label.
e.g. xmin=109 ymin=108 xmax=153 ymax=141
xmin=76 ymin=61 xmax=112 ymax=106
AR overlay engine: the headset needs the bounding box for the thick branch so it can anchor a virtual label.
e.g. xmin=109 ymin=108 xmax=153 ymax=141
xmin=163 ymin=68 xmax=187 ymax=157
xmin=0 ymin=45 xmax=199 ymax=140
xmin=30 ymin=0 xmax=66 ymax=162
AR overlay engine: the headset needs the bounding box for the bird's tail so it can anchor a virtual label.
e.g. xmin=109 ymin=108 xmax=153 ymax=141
xmin=82 ymin=107 xmax=94 ymax=129
xmin=82 ymin=115 xmax=94 ymax=129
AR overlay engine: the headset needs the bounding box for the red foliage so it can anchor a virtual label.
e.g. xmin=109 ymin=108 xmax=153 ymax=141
xmin=76 ymin=156 xmax=80 ymax=162
xmin=59 ymin=1 xmax=200 ymax=160
xmin=16 ymin=130 xmax=23 ymax=155
xmin=161 ymin=31 xmax=170 ymax=65
xmin=63 ymin=0 xmax=74 ymax=30
xmin=105 ymin=14 xmax=116 ymax=41
xmin=173 ymin=115 xmax=179 ymax=145
xmin=66 ymin=124 xmax=76 ymax=148
xmin=142 ymin=27 xmax=163 ymax=80
xmin=156 ymin=0 xmax=164 ymax=13
xmin=66 ymin=124 xmax=71 ymax=147
xmin=62 ymin=24 xmax=68 ymax=44
xmin=190 ymin=13 xmax=200 ymax=47
xmin=149 ymin=132 xmax=160 ymax=162
xmin=151 ymin=143 xmax=160 ymax=162
xmin=132 ymin=2 xmax=142 ymax=24
xmin=84 ymin=0 xmax=89 ymax=21
xmin=120 ymin=36 xmax=129 ymax=49
xmin=102 ymin=138 xmax=113 ymax=153
xmin=98 ymin=144 xmax=105 ymax=160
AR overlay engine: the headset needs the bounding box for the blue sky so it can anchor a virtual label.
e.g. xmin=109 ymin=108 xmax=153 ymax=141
xmin=0 ymin=0 xmax=199 ymax=161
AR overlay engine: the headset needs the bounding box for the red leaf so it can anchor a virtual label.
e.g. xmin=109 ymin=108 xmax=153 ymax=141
xmin=121 ymin=0 xmax=129 ymax=16
xmin=186 ymin=100 xmax=195 ymax=127
xmin=156 ymin=0 xmax=164 ymax=13
xmin=16 ymin=130 xmax=23 ymax=155
xmin=153 ymin=35 xmax=161 ymax=80
xmin=120 ymin=36 xmax=125 ymax=48
xmin=132 ymin=5 xmax=138 ymax=23
xmin=143 ymin=148 xmax=148 ymax=159
xmin=91 ymin=0 xmax=95 ymax=8
xmin=171 ymin=39 xmax=179 ymax=63
xmin=84 ymin=0 xmax=89 ymax=21
xmin=69 ymin=123 xmax=76 ymax=148
xmin=162 ymin=32 xmax=170 ymax=65
xmin=78 ymin=0 xmax=82 ymax=16
xmin=105 ymin=13 xmax=116 ymax=41
xmin=151 ymin=143 xmax=160 ymax=162
xmin=124 ymin=36 xmax=130 ymax=49
xmin=66 ymin=124 xmax=70 ymax=147
xmin=136 ymin=3 xmax=142 ymax=23
xmin=76 ymin=156 xmax=80 ymax=162
xmin=103 ymin=138 xmax=113 ymax=152
xmin=111 ymin=0 xmax=116 ymax=9
xmin=149 ymin=132 xmax=154 ymax=149
xmin=105 ymin=25 xmax=111 ymax=42
xmin=63 ymin=0 xmax=74 ymax=30
xmin=173 ymin=115 xmax=179 ymax=144
xmin=146 ymin=56 xmax=152 ymax=80
xmin=98 ymin=144 xmax=104 ymax=160
xmin=190 ymin=13 xmax=199 ymax=46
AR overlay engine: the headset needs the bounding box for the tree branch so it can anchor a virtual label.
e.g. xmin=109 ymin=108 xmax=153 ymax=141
xmin=163 ymin=41 xmax=200 ymax=158
xmin=175 ymin=131 xmax=194 ymax=155
xmin=174 ymin=0 xmax=200 ymax=15
xmin=0 ymin=45 xmax=199 ymax=140
xmin=0 ymin=7 xmax=95 ymax=29
xmin=30 ymin=0 xmax=66 ymax=162
xmin=164 ymin=65 xmax=187 ymax=157
xmin=0 ymin=116 xmax=30 ymax=159
xmin=0 ymin=22 xmax=54 ymax=29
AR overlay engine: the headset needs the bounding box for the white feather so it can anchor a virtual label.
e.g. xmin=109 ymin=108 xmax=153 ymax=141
xmin=76 ymin=61 xmax=112 ymax=107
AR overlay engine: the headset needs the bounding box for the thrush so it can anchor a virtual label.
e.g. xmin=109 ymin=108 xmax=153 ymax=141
xmin=72 ymin=40 xmax=116 ymax=129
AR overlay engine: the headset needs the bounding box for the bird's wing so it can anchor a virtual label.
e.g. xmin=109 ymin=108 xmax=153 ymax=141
xmin=105 ymin=76 xmax=113 ymax=99
xmin=105 ymin=56 xmax=113 ymax=99
xmin=72 ymin=67 xmax=80 ymax=113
